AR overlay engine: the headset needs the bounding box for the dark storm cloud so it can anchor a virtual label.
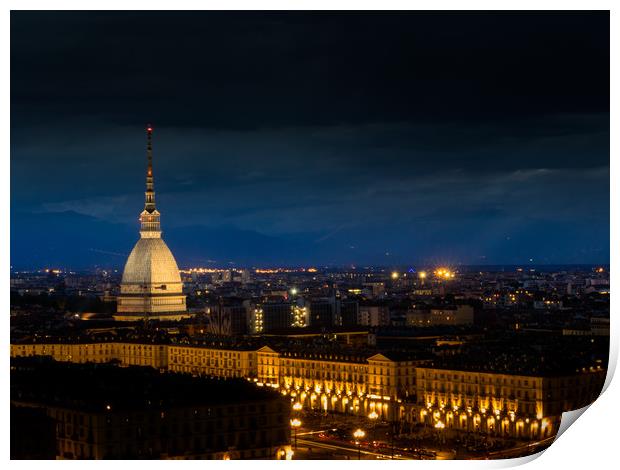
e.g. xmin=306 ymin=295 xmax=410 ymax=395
xmin=11 ymin=11 xmax=609 ymax=128
xmin=10 ymin=11 xmax=609 ymax=267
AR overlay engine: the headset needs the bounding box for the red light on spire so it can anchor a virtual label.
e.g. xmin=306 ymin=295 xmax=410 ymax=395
xmin=147 ymin=124 xmax=153 ymax=133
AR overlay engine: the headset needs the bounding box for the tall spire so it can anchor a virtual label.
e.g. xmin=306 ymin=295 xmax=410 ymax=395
xmin=140 ymin=124 xmax=161 ymax=237
xmin=145 ymin=124 xmax=155 ymax=212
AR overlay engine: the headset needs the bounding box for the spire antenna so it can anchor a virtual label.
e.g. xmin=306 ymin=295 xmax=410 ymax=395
xmin=146 ymin=124 xmax=153 ymax=177
xmin=144 ymin=124 xmax=155 ymax=212
xmin=140 ymin=123 xmax=161 ymax=237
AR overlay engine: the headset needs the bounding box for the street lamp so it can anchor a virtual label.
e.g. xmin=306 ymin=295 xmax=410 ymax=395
xmin=368 ymin=410 xmax=379 ymax=428
xmin=293 ymin=402 xmax=302 ymax=411
xmin=353 ymin=428 xmax=366 ymax=460
xmin=291 ymin=418 xmax=302 ymax=449
xmin=434 ymin=420 xmax=446 ymax=445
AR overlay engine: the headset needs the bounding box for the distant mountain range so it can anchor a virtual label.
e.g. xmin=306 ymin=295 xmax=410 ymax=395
xmin=10 ymin=210 xmax=610 ymax=270
xmin=10 ymin=211 xmax=315 ymax=270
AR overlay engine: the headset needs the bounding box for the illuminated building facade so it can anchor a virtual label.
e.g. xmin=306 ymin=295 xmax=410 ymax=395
xmin=168 ymin=345 xmax=258 ymax=378
xmin=11 ymin=340 xmax=605 ymax=440
xmin=291 ymin=305 xmax=308 ymax=328
xmin=259 ymin=347 xmax=421 ymax=423
xmin=115 ymin=126 xmax=188 ymax=321
xmin=412 ymin=366 xmax=605 ymax=440
xmin=249 ymin=302 xmax=310 ymax=332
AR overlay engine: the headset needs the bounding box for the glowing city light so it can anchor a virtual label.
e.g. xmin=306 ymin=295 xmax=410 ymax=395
xmin=434 ymin=267 xmax=455 ymax=279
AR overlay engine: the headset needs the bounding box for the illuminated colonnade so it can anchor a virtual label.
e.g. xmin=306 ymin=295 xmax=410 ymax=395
xmin=256 ymin=347 xmax=417 ymax=422
xmin=411 ymin=366 xmax=604 ymax=440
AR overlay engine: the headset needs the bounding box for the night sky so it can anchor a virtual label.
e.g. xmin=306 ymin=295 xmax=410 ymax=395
xmin=11 ymin=11 xmax=609 ymax=269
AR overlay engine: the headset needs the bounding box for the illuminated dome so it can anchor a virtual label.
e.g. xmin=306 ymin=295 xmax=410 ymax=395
xmin=115 ymin=126 xmax=188 ymax=321
xmin=121 ymin=238 xmax=183 ymax=288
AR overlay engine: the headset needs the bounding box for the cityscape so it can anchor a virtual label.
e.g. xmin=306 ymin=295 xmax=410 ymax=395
xmin=10 ymin=10 xmax=609 ymax=461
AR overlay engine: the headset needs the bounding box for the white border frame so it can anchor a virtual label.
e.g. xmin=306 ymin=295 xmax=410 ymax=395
xmin=3 ymin=3 xmax=615 ymax=469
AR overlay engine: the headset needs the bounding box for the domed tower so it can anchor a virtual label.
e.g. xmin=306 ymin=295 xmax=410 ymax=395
xmin=115 ymin=125 xmax=189 ymax=321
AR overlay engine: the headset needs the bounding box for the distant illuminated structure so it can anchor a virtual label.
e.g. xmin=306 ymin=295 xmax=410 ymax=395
xmin=115 ymin=125 xmax=189 ymax=321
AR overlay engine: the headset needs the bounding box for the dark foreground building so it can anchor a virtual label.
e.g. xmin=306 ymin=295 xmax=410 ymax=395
xmin=11 ymin=405 xmax=57 ymax=459
xmin=11 ymin=357 xmax=291 ymax=459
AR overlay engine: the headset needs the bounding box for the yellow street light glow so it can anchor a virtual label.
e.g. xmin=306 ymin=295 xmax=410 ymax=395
xmin=292 ymin=402 xmax=303 ymax=411
xmin=391 ymin=271 xmax=399 ymax=280
xmin=434 ymin=421 xmax=446 ymax=429
xmin=353 ymin=429 xmax=366 ymax=439
xmin=290 ymin=418 xmax=302 ymax=428
xmin=368 ymin=411 xmax=379 ymax=420
xmin=434 ymin=267 xmax=454 ymax=279
xmin=418 ymin=271 xmax=427 ymax=279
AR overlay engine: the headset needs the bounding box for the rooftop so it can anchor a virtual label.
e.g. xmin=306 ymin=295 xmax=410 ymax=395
xmin=11 ymin=357 xmax=283 ymax=412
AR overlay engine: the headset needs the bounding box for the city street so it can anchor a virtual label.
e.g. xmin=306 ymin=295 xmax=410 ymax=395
xmin=289 ymin=410 xmax=551 ymax=460
xmin=291 ymin=412 xmax=450 ymax=460
xmin=296 ymin=438 xmax=407 ymax=460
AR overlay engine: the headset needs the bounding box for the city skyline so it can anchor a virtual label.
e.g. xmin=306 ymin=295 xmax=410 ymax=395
xmin=8 ymin=10 xmax=612 ymax=462
xmin=11 ymin=11 xmax=610 ymax=268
